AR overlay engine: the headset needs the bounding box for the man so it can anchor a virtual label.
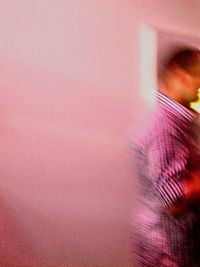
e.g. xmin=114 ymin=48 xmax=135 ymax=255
xmin=131 ymin=48 xmax=200 ymax=267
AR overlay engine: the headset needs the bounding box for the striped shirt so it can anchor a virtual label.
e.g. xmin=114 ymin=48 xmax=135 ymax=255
xmin=131 ymin=91 xmax=200 ymax=267
xmin=154 ymin=91 xmax=195 ymax=208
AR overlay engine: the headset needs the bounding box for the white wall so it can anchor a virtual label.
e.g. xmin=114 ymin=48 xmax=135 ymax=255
xmin=0 ymin=1 xmax=199 ymax=266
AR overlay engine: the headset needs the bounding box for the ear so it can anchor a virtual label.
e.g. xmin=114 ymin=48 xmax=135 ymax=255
xmin=169 ymin=63 xmax=192 ymax=86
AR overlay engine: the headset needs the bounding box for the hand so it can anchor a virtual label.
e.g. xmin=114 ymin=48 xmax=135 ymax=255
xmin=184 ymin=175 xmax=200 ymax=203
xmin=168 ymin=174 xmax=200 ymax=217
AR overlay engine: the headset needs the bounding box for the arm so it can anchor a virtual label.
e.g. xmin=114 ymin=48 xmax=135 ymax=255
xmin=148 ymin=131 xmax=199 ymax=217
xmin=169 ymin=173 xmax=200 ymax=217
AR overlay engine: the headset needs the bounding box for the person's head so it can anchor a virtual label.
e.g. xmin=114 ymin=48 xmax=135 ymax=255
xmin=160 ymin=47 xmax=200 ymax=107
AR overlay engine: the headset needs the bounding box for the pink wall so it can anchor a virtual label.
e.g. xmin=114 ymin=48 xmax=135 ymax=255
xmin=0 ymin=1 xmax=199 ymax=266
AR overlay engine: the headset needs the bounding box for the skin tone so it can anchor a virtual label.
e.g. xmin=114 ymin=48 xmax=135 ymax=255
xmin=161 ymin=63 xmax=200 ymax=108
xmin=161 ymin=63 xmax=200 ymax=217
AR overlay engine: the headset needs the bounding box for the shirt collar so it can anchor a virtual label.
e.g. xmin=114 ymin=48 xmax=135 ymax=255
xmin=155 ymin=91 xmax=196 ymax=123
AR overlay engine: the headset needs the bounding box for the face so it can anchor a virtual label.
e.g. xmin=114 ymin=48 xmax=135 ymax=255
xmin=166 ymin=63 xmax=200 ymax=106
xmin=177 ymin=63 xmax=200 ymax=104
xmin=184 ymin=71 xmax=200 ymax=103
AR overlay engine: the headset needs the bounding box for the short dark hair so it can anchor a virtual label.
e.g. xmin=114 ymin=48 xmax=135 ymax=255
xmin=161 ymin=47 xmax=200 ymax=79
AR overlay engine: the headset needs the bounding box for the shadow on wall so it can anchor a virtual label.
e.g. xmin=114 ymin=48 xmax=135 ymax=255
xmin=0 ymin=58 xmax=134 ymax=267
xmin=0 ymin=190 xmax=38 ymax=266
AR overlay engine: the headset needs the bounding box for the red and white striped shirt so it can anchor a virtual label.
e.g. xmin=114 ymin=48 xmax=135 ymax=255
xmin=153 ymin=91 xmax=196 ymax=207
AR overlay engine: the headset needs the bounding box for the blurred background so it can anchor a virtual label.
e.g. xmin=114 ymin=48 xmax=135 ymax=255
xmin=0 ymin=1 xmax=200 ymax=266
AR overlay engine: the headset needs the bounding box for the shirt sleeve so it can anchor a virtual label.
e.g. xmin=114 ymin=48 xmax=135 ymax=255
xmin=148 ymin=131 xmax=189 ymax=208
